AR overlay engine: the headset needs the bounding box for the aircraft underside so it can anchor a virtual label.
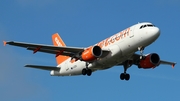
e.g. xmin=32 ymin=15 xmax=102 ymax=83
xmin=4 ymin=22 xmax=176 ymax=81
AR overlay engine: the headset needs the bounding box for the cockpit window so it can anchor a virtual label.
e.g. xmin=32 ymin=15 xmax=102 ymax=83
xmin=147 ymin=24 xmax=154 ymax=27
xmin=140 ymin=24 xmax=155 ymax=29
xmin=140 ymin=26 xmax=143 ymax=29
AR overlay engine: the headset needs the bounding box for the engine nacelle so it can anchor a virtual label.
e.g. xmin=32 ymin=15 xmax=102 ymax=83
xmin=139 ymin=53 xmax=160 ymax=69
xmin=81 ymin=46 xmax=102 ymax=62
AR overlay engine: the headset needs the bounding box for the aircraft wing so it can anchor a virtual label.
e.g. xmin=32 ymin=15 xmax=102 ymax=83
xmin=3 ymin=41 xmax=110 ymax=58
xmin=159 ymin=60 xmax=176 ymax=67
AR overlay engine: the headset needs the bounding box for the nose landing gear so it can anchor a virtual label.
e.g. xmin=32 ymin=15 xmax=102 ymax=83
xmin=138 ymin=46 xmax=145 ymax=60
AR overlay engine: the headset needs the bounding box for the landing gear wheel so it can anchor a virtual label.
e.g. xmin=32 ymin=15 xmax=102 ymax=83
xmin=125 ymin=74 xmax=130 ymax=81
xmin=82 ymin=68 xmax=87 ymax=75
xmin=120 ymin=73 xmax=125 ymax=80
xmin=120 ymin=73 xmax=130 ymax=81
xmin=82 ymin=68 xmax=92 ymax=76
xmin=82 ymin=62 xmax=93 ymax=76
xmin=87 ymin=69 xmax=92 ymax=76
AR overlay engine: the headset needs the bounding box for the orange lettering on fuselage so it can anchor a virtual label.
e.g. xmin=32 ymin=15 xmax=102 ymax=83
xmin=126 ymin=28 xmax=130 ymax=36
xmin=97 ymin=28 xmax=130 ymax=48
xmin=121 ymin=31 xmax=124 ymax=39
xmin=105 ymin=38 xmax=109 ymax=46
xmin=110 ymin=36 xmax=116 ymax=43
xmin=115 ymin=33 xmax=120 ymax=41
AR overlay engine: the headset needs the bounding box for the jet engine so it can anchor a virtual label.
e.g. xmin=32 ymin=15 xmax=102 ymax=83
xmin=138 ymin=53 xmax=160 ymax=69
xmin=81 ymin=46 xmax=102 ymax=62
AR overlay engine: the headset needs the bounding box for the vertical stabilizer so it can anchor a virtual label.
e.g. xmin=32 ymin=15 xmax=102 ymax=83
xmin=52 ymin=33 xmax=69 ymax=65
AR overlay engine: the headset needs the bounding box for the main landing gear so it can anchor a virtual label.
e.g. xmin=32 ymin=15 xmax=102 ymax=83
xmin=120 ymin=61 xmax=131 ymax=81
xmin=82 ymin=62 xmax=92 ymax=76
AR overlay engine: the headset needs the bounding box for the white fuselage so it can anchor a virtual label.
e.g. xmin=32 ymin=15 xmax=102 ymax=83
xmin=50 ymin=22 xmax=160 ymax=76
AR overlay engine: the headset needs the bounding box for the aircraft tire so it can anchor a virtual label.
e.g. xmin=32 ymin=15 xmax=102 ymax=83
xmin=125 ymin=74 xmax=130 ymax=81
xmin=120 ymin=73 xmax=125 ymax=80
xmin=120 ymin=73 xmax=130 ymax=81
xmin=87 ymin=69 xmax=92 ymax=76
xmin=82 ymin=68 xmax=87 ymax=75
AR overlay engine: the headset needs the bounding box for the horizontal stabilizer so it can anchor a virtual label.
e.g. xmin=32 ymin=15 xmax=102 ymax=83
xmin=25 ymin=65 xmax=60 ymax=71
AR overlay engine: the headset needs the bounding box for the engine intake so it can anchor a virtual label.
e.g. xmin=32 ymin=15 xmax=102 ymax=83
xmin=139 ymin=53 xmax=160 ymax=69
xmin=81 ymin=46 xmax=102 ymax=62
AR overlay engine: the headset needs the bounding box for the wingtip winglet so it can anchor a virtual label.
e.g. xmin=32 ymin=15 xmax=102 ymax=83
xmin=172 ymin=63 xmax=176 ymax=68
xmin=3 ymin=41 xmax=7 ymax=46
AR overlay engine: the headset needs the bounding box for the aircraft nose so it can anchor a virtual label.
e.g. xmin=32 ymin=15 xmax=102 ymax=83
xmin=149 ymin=27 xmax=160 ymax=39
xmin=152 ymin=27 xmax=160 ymax=36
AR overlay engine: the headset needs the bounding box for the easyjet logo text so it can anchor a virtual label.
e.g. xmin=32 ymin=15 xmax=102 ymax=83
xmin=97 ymin=28 xmax=130 ymax=47
xmin=55 ymin=37 xmax=62 ymax=46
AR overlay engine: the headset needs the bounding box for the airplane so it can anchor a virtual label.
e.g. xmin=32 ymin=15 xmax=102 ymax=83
xmin=3 ymin=22 xmax=176 ymax=81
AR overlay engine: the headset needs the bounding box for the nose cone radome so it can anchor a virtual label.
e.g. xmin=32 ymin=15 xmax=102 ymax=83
xmin=150 ymin=27 xmax=160 ymax=38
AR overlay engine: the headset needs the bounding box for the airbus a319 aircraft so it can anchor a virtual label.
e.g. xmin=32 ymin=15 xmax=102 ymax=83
xmin=3 ymin=22 xmax=176 ymax=81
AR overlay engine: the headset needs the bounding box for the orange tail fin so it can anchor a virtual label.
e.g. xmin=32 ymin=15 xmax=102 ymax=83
xmin=52 ymin=33 xmax=69 ymax=65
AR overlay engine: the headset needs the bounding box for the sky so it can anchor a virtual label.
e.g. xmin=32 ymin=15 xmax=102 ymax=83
xmin=0 ymin=0 xmax=180 ymax=101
